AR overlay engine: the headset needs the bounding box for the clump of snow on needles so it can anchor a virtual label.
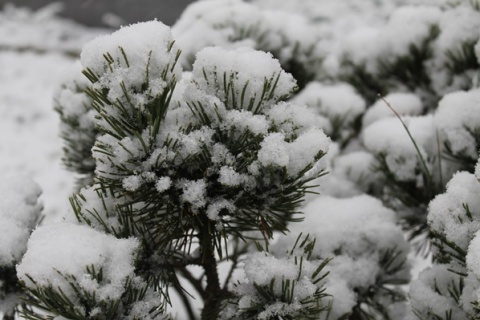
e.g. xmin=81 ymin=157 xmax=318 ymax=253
xmin=172 ymin=0 xmax=264 ymax=67
xmin=434 ymin=89 xmax=480 ymax=161
xmin=191 ymin=46 xmax=297 ymax=109
xmin=0 ymin=174 xmax=42 ymax=267
xmin=408 ymin=264 xmax=467 ymax=319
xmin=81 ymin=20 xmax=182 ymax=110
xmin=428 ymin=171 xmax=480 ymax=271
xmin=292 ymin=82 xmax=365 ymax=141
xmin=224 ymin=250 xmax=327 ymax=319
xmin=378 ymin=6 xmax=442 ymax=60
xmin=17 ymin=222 xmax=140 ymax=303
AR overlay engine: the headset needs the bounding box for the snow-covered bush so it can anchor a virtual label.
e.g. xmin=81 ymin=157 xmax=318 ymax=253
xmin=272 ymin=195 xmax=411 ymax=319
xmin=17 ymin=223 xmax=167 ymax=320
xmin=407 ymin=159 xmax=480 ymax=319
xmin=172 ymin=0 xmax=326 ymax=88
xmin=16 ymin=20 xmax=331 ymax=320
xmin=361 ymin=114 xmax=441 ymax=245
xmin=337 ymin=3 xmax=480 ymax=108
xmin=434 ymin=89 xmax=480 ymax=172
xmin=0 ymin=174 xmax=42 ymax=318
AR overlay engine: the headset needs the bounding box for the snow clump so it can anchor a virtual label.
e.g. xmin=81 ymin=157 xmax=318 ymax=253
xmin=362 ymin=92 xmax=424 ymax=128
xmin=362 ymin=115 xmax=436 ymax=184
xmin=0 ymin=174 xmax=42 ymax=266
xmin=434 ymin=89 xmax=480 ymax=165
xmin=428 ymin=171 xmax=480 ymax=273
xmin=292 ymin=82 xmax=365 ymax=143
xmin=17 ymin=222 xmax=140 ymax=303
xmin=0 ymin=174 xmax=42 ymax=315
xmin=273 ymin=195 xmax=411 ymax=319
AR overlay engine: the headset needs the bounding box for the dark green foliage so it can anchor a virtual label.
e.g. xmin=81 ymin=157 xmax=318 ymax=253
xmin=339 ymin=60 xmax=388 ymax=107
xmin=445 ymin=40 xmax=480 ymax=76
xmin=19 ymin=267 xmax=167 ymax=320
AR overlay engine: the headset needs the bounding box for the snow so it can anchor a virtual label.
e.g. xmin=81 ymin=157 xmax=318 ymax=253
xmin=0 ymin=174 xmax=42 ymax=267
xmin=122 ymin=175 xmax=144 ymax=192
xmin=273 ymin=195 xmax=411 ymax=318
xmin=408 ymin=264 xmax=467 ymax=320
xmin=206 ymin=199 xmax=236 ymax=222
xmin=4 ymin=1 xmax=480 ymax=319
xmin=362 ymin=115 xmax=436 ymax=183
xmin=434 ymin=89 xmax=480 ymax=160
xmin=173 ymin=0 xmax=324 ymax=81
xmin=296 ymin=195 xmax=409 ymax=261
xmin=287 ymin=128 xmax=330 ymax=177
xmin=17 ymin=222 xmax=140 ymax=302
xmin=363 ymin=92 xmax=424 ymax=128
xmin=218 ymin=166 xmax=244 ymax=187
xmin=178 ymin=179 xmax=208 ymax=212
xmin=428 ymin=171 xmax=480 ymax=271
xmin=222 ymin=110 xmax=269 ymax=136
xmin=173 ymin=0 xmax=264 ymax=67
xmin=81 ymin=20 xmax=180 ymax=82
xmin=258 ymin=133 xmax=290 ymax=168
xmin=0 ymin=3 xmax=106 ymax=55
xmin=434 ymin=6 xmax=480 ymax=64
xmin=266 ymin=102 xmax=331 ymax=138
xmin=292 ymin=82 xmax=365 ymax=141
xmin=379 ymin=6 xmax=442 ymax=59
xmin=339 ymin=26 xmax=380 ymax=69
xmin=229 ymin=251 xmax=326 ymax=319
xmin=80 ymin=21 xmax=182 ymax=136
xmin=191 ymin=46 xmax=297 ymax=110
xmin=257 ymin=129 xmax=329 ymax=177
xmin=0 ymin=50 xmax=76 ymax=221
xmin=334 ymin=151 xmax=377 ymax=185
xmin=155 ymin=176 xmax=172 ymax=193
xmin=177 ymin=127 xmax=215 ymax=159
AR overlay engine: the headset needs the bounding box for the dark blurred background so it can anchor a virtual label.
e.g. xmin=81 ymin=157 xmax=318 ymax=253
xmin=0 ymin=0 xmax=196 ymax=26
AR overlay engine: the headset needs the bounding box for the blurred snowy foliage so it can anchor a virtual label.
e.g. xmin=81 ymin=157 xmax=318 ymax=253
xmin=0 ymin=3 xmax=107 ymax=55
